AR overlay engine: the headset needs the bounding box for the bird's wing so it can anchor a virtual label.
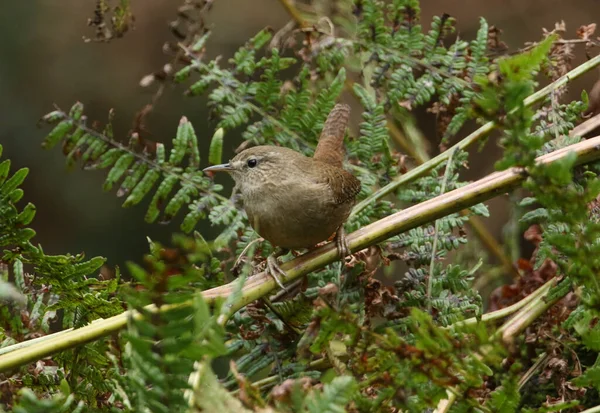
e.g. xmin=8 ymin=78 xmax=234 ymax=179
xmin=321 ymin=165 xmax=362 ymax=205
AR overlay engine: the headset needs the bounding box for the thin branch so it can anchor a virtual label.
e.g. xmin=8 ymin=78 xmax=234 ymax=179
xmin=1 ymin=136 xmax=600 ymax=372
xmin=232 ymin=357 xmax=330 ymax=394
xmin=278 ymin=0 xmax=307 ymax=28
xmin=435 ymin=277 xmax=560 ymax=411
xmin=513 ymin=38 xmax=600 ymax=56
xmin=427 ymin=149 xmax=456 ymax=312
xmin=518 ymin=352 xmax=548 ymax=390
xmin=570 ymin=112 xmax=600 ymax=137
xmin=465 ymin=213 xmax=518 ymax=277
xmin=495 ymin=278 xmax=563 ymax=344
xmin=447 ymin=277 xmax=555 ymax=330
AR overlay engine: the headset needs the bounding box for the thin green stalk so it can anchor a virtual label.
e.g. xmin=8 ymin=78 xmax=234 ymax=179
xmin=518 ymin=352 xmax=548 ymax=390
xmin=232 ymin=357 xmax=330 ymax=394
xmin=495 ymin=279 xmax=563 ymax=343
xmin=0 ymin=327 xmax=74 ymax=356
xmin=1 ymin=137 xmax=600 ymax=372
xmin=447 ymin=277 xmax=554 ymax=330
xmin=435 ymin=390 xmax=458 ymax=413
xmin=427 ymin=149 xmax=456 ymax=312
xmin=278 ymin=0 xmax=307 ymax=28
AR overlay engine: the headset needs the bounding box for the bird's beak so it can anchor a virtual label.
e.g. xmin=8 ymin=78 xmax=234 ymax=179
xmin=203 ymin=163 xmax=233 ymax=173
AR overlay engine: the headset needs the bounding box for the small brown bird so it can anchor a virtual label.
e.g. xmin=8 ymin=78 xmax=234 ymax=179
xmin=203 ymin=104 xmax=361 ymax=288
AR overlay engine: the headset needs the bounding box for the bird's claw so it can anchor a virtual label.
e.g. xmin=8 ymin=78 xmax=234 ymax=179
xmin=334 ymin=226 xmax=351 ymax=260
xmin=267 ymin=254 xmax=289 ymax=292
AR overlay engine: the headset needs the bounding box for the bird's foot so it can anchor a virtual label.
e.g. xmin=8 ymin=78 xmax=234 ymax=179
xmin=334 ymin=226 xmax=351 ymax=260
xmin=267 ymin=253 xmax=289 ymax=292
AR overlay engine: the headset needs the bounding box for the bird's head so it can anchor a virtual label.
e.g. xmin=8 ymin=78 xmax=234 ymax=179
xmin=203 ymin=145 xmax=304 ymax=190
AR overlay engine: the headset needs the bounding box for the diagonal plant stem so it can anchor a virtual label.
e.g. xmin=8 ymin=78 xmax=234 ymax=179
xmin=1 ymin=136 xmax=600 ymax=372
xmin=389 ymin=109 xmax=516 ymax=276
xmin=390 ymin=113 xmax=516 ymax=277
xmin=279 ymin=0 xmax=307 ymax=28
xmin=518 ymin=351 xmax=548 ymax=390
xmin=352 ymin=52 xmax=600 ymax=217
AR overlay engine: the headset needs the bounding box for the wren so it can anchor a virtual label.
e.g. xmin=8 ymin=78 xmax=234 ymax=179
xmin=203 ymin=104 xmax=361 ymax=288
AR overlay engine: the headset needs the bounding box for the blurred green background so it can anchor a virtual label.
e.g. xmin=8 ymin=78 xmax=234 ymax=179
xmin=1 ymin=0 xmax=597 ymax=269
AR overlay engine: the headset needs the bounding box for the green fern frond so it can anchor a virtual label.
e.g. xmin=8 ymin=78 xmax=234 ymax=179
xmin=178 ymin=35 xmax=347 ymax=154
xmin=39 ymin=104 xmax=236 ymax=239
xmin=304 ymin=376 xmax=357 ymax=413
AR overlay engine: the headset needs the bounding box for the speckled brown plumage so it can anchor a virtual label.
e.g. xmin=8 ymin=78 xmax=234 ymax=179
xmin=204 ymin=103 xmax=360 ymax=270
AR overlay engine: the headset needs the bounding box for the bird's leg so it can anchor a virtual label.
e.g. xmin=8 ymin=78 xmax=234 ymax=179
xmin=334 ymin=225 xmax=351 ymax=260
xmin=267 ymin=248 xmax=290 ymax=291
xmin=336 ymin=225 xmax=357 ymax=291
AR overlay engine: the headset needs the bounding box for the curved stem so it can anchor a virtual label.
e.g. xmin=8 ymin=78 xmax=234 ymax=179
xmin=496 ymin=278 xmax=562 ymax=343
xmin=1 ymin=137 xmax=600 ymax=372
xmin=447 ymin=277 xmax=554 ymax=330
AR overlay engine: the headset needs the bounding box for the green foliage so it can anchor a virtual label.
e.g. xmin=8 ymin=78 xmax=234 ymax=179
xmin=11 ymin=389 xmax=84 ymax=413
xmin=39 ymin=106 xmax=237 ymax=238
xmin=353 ymin=1 xmax=491 ymax=141
xmin=110 ymin=235 xmax=226 ymax=412
xmin=487 ymin=375 xmax=520 ymax=413
xmin=208 ymin=127 xmax=224 ymax=166
xmin=473 ymin=21 xmax=600 ymax=411
xmin=4 ymin=0 xmax=600 ymax=412
xmin=0 ymin=143 xmax=122 ymax=407
xmin=0 ymin=142 xmax=119 ymax=328
xmin=303 ymin=376 xmax=357 ymax=413
xmin=300 ymin=305 xmax=504 ymax=411
xmin=574 ymin=355 xmax=600 ymax=392
xmin=474 ymin=36 xmax=555 ymax=170
xmin=379 ymin=150 xmax=486 ymax=326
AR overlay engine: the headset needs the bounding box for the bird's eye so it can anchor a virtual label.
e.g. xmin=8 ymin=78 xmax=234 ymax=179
xmin=247 ymin=158 xmax=258 ymax=168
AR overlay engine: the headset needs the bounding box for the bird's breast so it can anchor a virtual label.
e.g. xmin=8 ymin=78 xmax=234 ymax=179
xmin=241 ymin=178 xmax=352 ymax=249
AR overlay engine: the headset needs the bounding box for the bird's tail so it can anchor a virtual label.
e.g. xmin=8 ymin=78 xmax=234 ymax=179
xmin=313 ymin=103 xmax=351 ymax=168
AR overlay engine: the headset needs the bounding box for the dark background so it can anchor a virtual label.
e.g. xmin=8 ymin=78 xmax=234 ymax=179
xmin=1 ymin=0 xmax=598 ymax=269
